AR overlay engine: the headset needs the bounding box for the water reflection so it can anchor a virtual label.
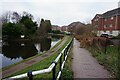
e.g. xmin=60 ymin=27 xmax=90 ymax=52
xmin=3 ymin=41 xmax=37 ymax=59
xmin=1 ymin=37 xmax=53 ymax=68
xmin=2 ymin=37 xmax=52 ymax=59
xmin=34 ymin=37 xmax=51 ymax=52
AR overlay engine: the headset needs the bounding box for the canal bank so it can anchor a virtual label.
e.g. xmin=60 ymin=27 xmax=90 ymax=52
xmin=1 ymin=36 xmax=61 ymax=68
xmin=1 ymin=36 xmax=71 ymax=79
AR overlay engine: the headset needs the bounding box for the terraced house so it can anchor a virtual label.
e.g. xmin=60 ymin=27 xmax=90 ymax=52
xmin=92 ymin=7 xmax=120 ymax=36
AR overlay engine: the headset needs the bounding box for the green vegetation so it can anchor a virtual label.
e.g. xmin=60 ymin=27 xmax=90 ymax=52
xmin=0 ymin=26 xmax=1 ymax=36
xmin=2 ymin=22 xmax=24 ymax=38
xmin=51 ymin=30 xmax=64 ymax=34
xmin=87 ymin=45 xmax=119 ymax=78
xmin=36 ymin=19 xmax=52 ymax=36
xmin=44 ymin=20 xmax=52 ymax=33
xmin=2 ymin=12 xmax=38 ymax=39
xmin=112 ymin=34 xmax=120 ymax=39
xmin=61 ymin=43 xmax=73 ymax=80
xmin=19 ymin=15 xmax=37 ymax=37
xmin=73 ymin=22 xmax=119 ymax=79
xmin=6 ymin=36 xmax=72 ymax=79
xmin=2 ymin=12 xmax=52 ymax=40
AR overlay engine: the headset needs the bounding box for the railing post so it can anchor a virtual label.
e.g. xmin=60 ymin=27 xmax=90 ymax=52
xmin=66 ymin=46 xmax=69 ymax=54
xmin=64 ymin=49 xmax=66 ymax=60
xmin=59 ymin=53 xmax=62 ymax=80
xmin=52 ymin=61 xmax=57 ymax=80
xmin=27 ymin=71 xmax=33 ymax=80
xmin=60 ymin=53 xmax=62 ymax=71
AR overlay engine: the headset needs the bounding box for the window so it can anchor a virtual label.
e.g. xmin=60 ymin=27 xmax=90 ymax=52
xmin=104 ymin=19 xmax=107 ymax=21
xmin=95 ymin=18 xmax=98 ymax=21
xmin=95 ymin=22 xmax=98 ymax=26
xmin=95 ymin=25 xmax=98 ymax=27
xmin=111 ymin=17 xmax=114 ymax=20
xmin=110 ymin=24 xmax=112 ymax=27
xmin=96 ymin=19 xmax=98 ymax=21
xmin=104 ymin=25 xmax=106 ymax=28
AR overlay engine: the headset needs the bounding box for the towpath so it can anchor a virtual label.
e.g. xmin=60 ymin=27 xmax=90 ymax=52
xmin=72 ymin=38 xmax=112 ymax=79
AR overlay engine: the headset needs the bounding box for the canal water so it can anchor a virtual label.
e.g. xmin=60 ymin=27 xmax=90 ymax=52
xmin=0 ymin=37 xmax=61 ymax=68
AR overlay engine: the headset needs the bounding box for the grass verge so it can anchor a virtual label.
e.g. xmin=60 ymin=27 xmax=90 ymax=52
xmin=61 ymin=42 xmax=73 ymax=80
xmin=6 ymin=36 xmax=72 ymax=79
xmin=87 ymin=45 xmax=119 ymax=78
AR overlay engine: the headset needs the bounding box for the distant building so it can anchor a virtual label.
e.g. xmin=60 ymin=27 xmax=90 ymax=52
xmin=61 ymin=26 xmax=68 ymax=31
xmin=92 ymin=8 xmax=120 ymax=36
xmin=52 ymin=25 xmax=61 ymax=31
xmin=67 ymin=26 xmax=73 ymax=32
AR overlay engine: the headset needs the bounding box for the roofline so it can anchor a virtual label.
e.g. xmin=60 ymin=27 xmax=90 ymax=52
xmin=92 ymin=8 xmax=120 ymax=20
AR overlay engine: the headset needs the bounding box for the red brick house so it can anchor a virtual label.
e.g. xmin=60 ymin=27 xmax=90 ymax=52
xmin=52 ymin=25 xmax=61 ymax=31
xmin=61 ymin=26 xmax=68 ymax=31
xmin=92 ymin=8 xmax=120 ymax=36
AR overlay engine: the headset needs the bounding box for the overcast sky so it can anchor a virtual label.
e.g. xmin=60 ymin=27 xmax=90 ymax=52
xmin=0 ymin=0 xmax=119 ymax=26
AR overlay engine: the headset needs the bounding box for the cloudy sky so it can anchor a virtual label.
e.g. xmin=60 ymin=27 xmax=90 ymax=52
xmin=0 ymin=0 xmax=119 ymax=26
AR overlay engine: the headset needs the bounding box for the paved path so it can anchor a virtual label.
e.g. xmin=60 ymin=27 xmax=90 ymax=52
xmin=1 ymin=37 xmax=68 ymax=78
xmin=72 ymin=38 xmax=112 ymax=78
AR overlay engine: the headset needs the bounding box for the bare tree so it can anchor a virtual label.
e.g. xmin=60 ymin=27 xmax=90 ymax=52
xmin=12 ymin=12 xmax=21 ymax=23
xmin=0 ymin=11 xmax=11 ymax=23
xmin=22 ymin=11 xmax=33 ymax=20
xmin=74 ymin=24 xmax=97 ymax=36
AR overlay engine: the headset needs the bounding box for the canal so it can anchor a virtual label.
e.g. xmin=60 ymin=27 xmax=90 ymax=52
xmin=0 ymin=37 xmax=61 ymax=68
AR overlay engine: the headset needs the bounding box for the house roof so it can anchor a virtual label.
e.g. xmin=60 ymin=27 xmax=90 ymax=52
xmin=92 ymin=8 xmax=120 ymax=20
xmin=102 ymin=8 xmax=120 ymax=18
xmin=92 ymin=14 xmax=102 ymax=20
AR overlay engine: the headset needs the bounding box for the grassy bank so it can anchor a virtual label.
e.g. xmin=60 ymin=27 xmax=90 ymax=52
xmin=6 ymin=36 xmax=72 ymax=79
xmin=61 ymin=42 xmax=73 ymax=80
xmin=87 ymin=45 xmax=119 ymax=78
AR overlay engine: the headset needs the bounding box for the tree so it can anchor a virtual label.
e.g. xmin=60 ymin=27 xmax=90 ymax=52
xmin=36 ymin=19 xmax=52 ymax=36
xmin=22 ymin=11 xmax=33 ymax=20
xmin=2 ymin=12 xmax=37 ymax=39
xmin=73 ymin=24 xmax=97 ymax=36
xmin=12 ymin=12 xmax=21 ymax=23
xmin=44 ymin=20 xmax=52 ymax=33
xmin=2 ymin=22 xmax=14 ymax=36
xmin=20 ymin=13 xmax=37 ymax=37
xmin=0 ymin=11 xmax=11 ymax=23
xmin=36 ymin=19 xmax=46 ymax=35
xmin=2 ymin=22 xmax=25 ymax=38
xmin=14 ymin=23 xmax=26 ymax=35
xmin=75 ymin=26 xmax=86 ymax=35
xmin=0 ymin=22 xmax=2 ymax=37
xmin=0 ymin=11 xmax=21 ymax=24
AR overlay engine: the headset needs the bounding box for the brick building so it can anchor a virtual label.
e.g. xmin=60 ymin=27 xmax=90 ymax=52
xmin=52 ymin=25 xmax=61 ymax=31
xmin=92 ymin=8 xmax=120 ymax=36
xmin=61 ymin=26 xmax=68 ymax=31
